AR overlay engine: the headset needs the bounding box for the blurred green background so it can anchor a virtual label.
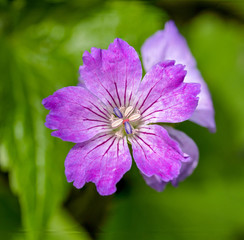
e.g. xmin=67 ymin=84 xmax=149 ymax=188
xmin=0 ymin=0 xmax=244 ymax=239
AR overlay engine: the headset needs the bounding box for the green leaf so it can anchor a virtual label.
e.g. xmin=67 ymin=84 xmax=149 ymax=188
xmin=0 ymin=6 xmax=90 ymax=239
xmin=44 ymin=209 xmax=91 ymax=240
xmin=0 ymin=174 xmax=21 ymax=240
xmin=64 ymin=1 xmax=166 ymax=63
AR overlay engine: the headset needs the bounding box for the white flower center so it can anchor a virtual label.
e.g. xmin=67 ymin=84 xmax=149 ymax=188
xmin=110 ymin=106 xmax=141 ymax=135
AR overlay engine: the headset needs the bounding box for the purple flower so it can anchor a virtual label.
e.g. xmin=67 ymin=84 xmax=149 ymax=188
xmin=141 ymin=20 xmax=216 ymax=132
xmin=43 ymin=38 xmax=200 ymax=195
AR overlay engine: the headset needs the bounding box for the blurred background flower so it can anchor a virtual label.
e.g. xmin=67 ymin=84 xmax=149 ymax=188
xmin=0 ymin=0 xmax=244 ymax=240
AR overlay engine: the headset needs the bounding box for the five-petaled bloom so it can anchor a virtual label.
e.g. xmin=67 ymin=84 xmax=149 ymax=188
xmin=43 ymin=37 xmax=201 ymax=195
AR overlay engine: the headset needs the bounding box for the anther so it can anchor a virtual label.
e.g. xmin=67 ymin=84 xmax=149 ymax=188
xmin=124 ymin=106 xmax=134 ymax=117
xmin=124 ymin=122 xmax=133 ymax=134
xmin=129 ymin=113 xmax=141 ymax=122
xmin=111 ymin=119 xmax=123 ymax=128
xmin=113 ymin=107 xmax=123 ymax=119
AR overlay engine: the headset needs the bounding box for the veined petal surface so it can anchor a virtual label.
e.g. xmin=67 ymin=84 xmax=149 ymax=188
xmin=79 ymin=38 xmax=142 ymax=109
xmin=141 ymin=21 xmax=216 ymax=132
xmin=130 ymin=125 xmax=189 ymax=182
xmin=134 ymin=61 xmax=200 ymax=124
xmin=142 ymin=126 xmax=199 ymax=191
xmin=43 ymin=86 xmax=111 ymax=143
xmin=65 ymin=134 xmax=132 ymax=196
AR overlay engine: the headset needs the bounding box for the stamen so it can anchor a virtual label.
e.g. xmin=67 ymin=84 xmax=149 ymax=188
xmin=119 ymin=106 xmax=125 ymax=114
xmin=111 ymin=119 xmax=123 ymax=128
xmin=112 ymin=105 xmax=140 ymax=135
xmin=113 ymin=107 xmax=123 ymax=118
xmin=124 ymin=121 xmax=133 ymax=134
xmin=109 ymin=114 xmax=114 ymax=121
xmin=115 ymin=129 xmax=123 ymax=138
xmin=132 ymin=128 xmax=138 ymax=135
xmin=124 ymin=106 xmax=134 ymax=117
xmin=129 ymin=113 xmax=141 ymax=122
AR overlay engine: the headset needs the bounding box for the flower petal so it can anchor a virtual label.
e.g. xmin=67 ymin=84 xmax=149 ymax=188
xmin=166 ymin=126 xmax=199 ymax=186
xmin=141 ymin=20 xmax=216 ymax=132
xmin=142 ymin=126 xmax=199 ymax=191
xmin=79 ymin=38 xmax=142 ymax=109
xmin=134 ymin=61 xmax=200 ymax=124
xmin=142 ymin=174 xmax=167 ymax=192
xmin=130 ymin=125 xmax=189 ymax=182
xmin=43 ymin=86 xmax=111 ymax=143
xmin=65 ymin=134 xmax=132 ymax=196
